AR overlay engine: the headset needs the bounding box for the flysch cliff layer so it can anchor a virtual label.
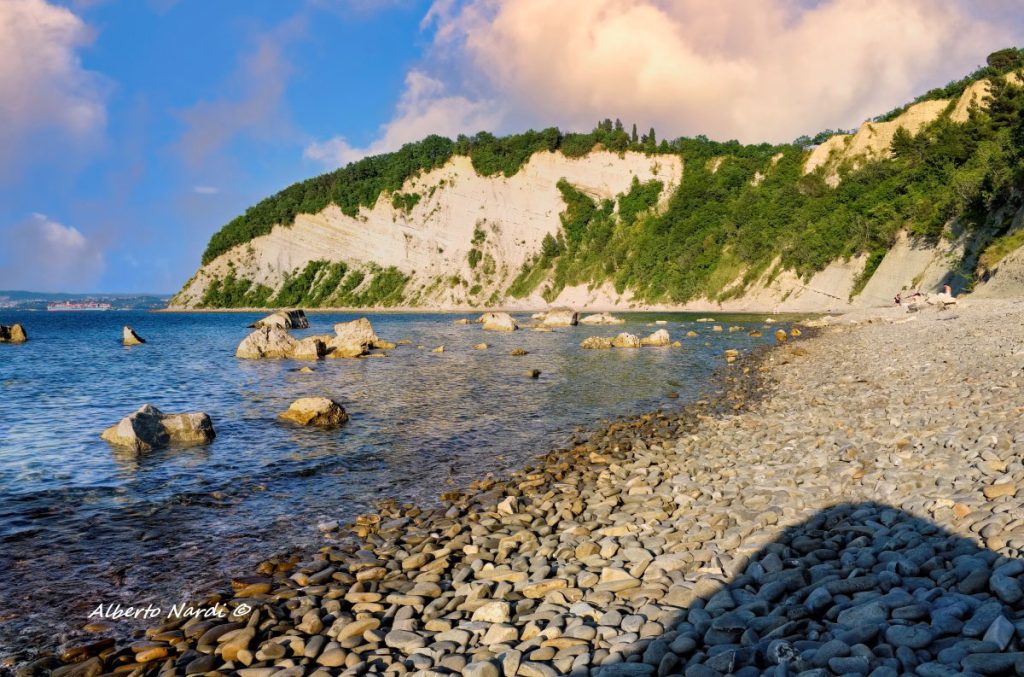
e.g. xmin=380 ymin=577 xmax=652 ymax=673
xmin=170 ymin=151 xmax=682 ymax=310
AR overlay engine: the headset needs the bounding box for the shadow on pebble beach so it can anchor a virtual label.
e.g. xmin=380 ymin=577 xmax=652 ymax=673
xmin=615 ymin=501 xmax=1024 ymax=677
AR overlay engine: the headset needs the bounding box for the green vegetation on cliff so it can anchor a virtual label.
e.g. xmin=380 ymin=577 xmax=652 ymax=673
xmin=201 ymin=120 xmax=670 ymax=265
xmin=199 ymin=261 xmax=410 ymax=308
xmin=508 ymin=72 xmax=1024 ymax=303
xmin=194 ymin=50 xmax=1024 ymax=308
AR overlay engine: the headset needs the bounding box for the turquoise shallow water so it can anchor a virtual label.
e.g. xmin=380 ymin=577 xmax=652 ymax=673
xmin=0 ymin=310 xmax=797 ymax=655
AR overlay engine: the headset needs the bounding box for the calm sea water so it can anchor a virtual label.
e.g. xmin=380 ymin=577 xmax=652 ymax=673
xmin=0 ymin=310 xmax=795 ymax=657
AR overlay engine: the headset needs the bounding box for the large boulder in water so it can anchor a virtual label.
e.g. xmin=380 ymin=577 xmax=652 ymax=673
xmin=328 ymin=317 xmax=391 ymax=357
xmin=279 ymin=397 xmax=349 ymax=427
xmin=122 ymin=326 xmax=145 ymax=346
xmin=541 ymin=308 xmax=578 ymax=327
xmin=236 ymin=326 xmax=326 ymax=360
xmin=579 ymin=313 xmax=624 ymax=325
xmin=0 ymin=323 xmax=27 ymax=343
xmin=101 ymin=404 xmax=215 ymax=451
xmin=479 ymin=312 xmax=518 ymax=331
xmin=640 ymin=329 xmax=671 ymax=346
xmin=249 ymin=309 xmax=309 ymax=329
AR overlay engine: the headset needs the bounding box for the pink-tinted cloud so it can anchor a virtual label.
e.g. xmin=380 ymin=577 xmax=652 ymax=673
xmin=360 ymin=0 xmax=1015 ymax=147
xmin=0 ymin=0 xmax=107 ymax=172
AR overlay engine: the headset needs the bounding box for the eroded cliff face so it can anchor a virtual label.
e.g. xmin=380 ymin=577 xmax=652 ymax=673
xmin=803 ymin=73 xmax=1023 ymax=185
xmin=172 ymin=71 xmax=1024 ymax=313
xmin=170 ymin=151 xmax=682 ymax=309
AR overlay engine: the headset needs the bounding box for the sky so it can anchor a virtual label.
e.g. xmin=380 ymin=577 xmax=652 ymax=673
xmin=1 ymin=0 xmax=1023 ymax=294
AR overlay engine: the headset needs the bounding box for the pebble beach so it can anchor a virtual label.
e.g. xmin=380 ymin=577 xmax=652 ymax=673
xmin=26 ymin=299 xmax=1024 ymax=677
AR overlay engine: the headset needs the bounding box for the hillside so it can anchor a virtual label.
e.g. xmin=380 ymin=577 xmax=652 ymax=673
xmin=171 ymin=49 xmax=1024 ymax=312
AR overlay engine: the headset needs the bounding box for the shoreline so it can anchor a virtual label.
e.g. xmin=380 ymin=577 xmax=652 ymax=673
xmin=152 ymin=306 xmax=828 ymax=318
xmin=18 ymin=324 xmax=782 ymax=674
xmin=27 ymin=298 xmax=1024 ymax=676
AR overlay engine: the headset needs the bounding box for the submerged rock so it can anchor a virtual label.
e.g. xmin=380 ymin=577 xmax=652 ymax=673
xmin=541 ymin=308 xmax=578 ymax=327
xmin=510 ymin=348 xmax=529 ymax=356
xmin=279 ymin=397 xmax=348 ymax=427
xmin=100 ymin=404 xmax=215 ymax=451
xmin=0 ymin=323 xmax=27 ymax=343
xmin=579 ymin=312 xmax=624 ymax=325
xmin=640 ymin=329 xmax=671 ymax=346
xmin=236 ymin=326 xmax=326 ymax=360
xmin=122 ymin=326 xmax=145 ymax=346
xmin=249 ymin=309 xmax=309 ymax=330
xmin=473 ymin=342 xmax=488 ymax=350
xmin=479 ymin=312 xmax=519 ymax=331
xmin=775 ymin=329 xmax=789 ymax=343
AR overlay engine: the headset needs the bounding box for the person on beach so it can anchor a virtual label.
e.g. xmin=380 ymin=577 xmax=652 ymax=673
xmin=894 ymin=291 xmax=902 ymax=306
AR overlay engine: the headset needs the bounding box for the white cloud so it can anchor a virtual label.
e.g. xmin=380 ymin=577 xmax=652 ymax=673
xmin=304 ymin=70 xmax=502 ymax=166
xmin=193 ymin=185 xmax=221 ymax=195
xmin=355 ymin=0 xmax=1013 ymax=146
xmin=0 ymin=214 xmax=105 ymax=291
xmin=174 ymin=15 xmax=305 ymax=169
xmin=0 ymin=0 xmax=106 ymax=170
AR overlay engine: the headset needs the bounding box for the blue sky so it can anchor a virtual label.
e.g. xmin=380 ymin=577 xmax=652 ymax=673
xmin=1 ymin=0 xmax=1022 ymax=294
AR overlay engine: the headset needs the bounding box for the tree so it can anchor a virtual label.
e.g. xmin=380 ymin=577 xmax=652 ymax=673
xmin=614 ymin=118 xmax=624 ymax=133
xmin=631 ymin=123 xmax=639 ymax=144
xmin=541 ymin=233 xmax=562 ymax=258
xmin=890 ymin=126 xmax=914 ymax=160
xmin=987 ymin=48 xmax=1023 ymax=73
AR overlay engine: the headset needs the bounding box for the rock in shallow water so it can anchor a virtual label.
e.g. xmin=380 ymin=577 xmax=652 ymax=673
xmin=100 ymin=404 xmax=214 ymax=451
xmin=236 ymin=326 xmax=326 ymax=360
xmin=278 ymin=397 xmax=348 ymax=427
xmin=248 ymin=309 xmax=309 ymax=330
xmin=0 ymin=323 xmax=27 ymax=343
xmin=122 ymin=325 xmax=145 ymax=345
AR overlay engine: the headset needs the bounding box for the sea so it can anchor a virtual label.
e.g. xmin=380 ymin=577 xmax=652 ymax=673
xmin=0 ymin=310 xmax=798 ymax=658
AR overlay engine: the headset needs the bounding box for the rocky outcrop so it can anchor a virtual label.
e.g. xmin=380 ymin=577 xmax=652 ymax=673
xmin=279 ymin=397 xmax=348 ymax=427
xmin=479 ymin=312 xmax=518 ymax=332
xmin=236 ymin=326 xmax=327 ymax=360
xmin=122 ymin=326 xmax=145 ymax=346
xmin=249 ymin=309 xmax=309 ymax=329
xmin=581 ymin=332 xmax=642 ymax=349
xmin=0 ymin=323 xmax=27 ymax=343
xmin=100 ymin=404 xmax=215 ymax=451
xmin=579 ymin=313 xmax=624 ymax=325
xmin=611 ymin=332 xmax=642 ymax=348
xmin=326 ymin=317 xmax=392 ymax=358
xmin=540 ymin=308 xmax=578 ymax=327
xmin=640 ymin=329 xmax=671 ymax=346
